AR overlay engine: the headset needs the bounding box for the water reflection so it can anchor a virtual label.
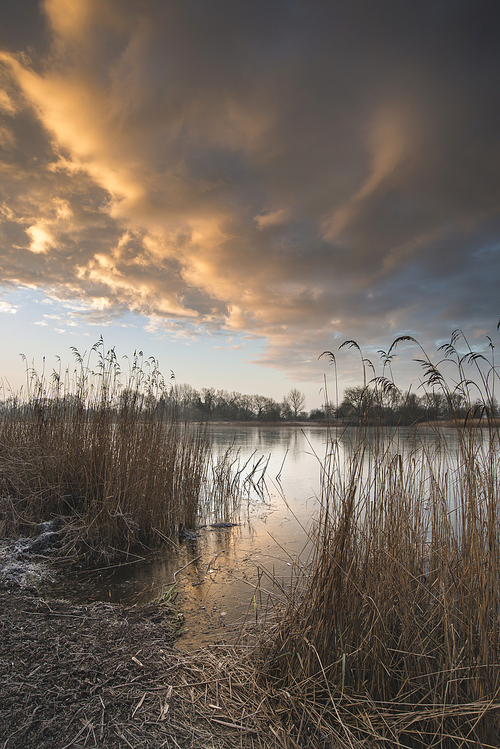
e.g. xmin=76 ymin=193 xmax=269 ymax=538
xmin=50 ymin=425 xmax=479 ymax=649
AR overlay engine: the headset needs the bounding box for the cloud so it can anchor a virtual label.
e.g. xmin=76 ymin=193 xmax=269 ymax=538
xmin=26 ymin=224 xmax=54 ymax=253
xmin=0 ymin=89 xmax=17 ymax=115
xmin=0 ymin=0 xmax=499 ymax=383
xmin=0 ymin=301 xmax=17 ymax=314
xmin=322 ymin=104 xmax=413 ymax=241
xmin=255 ymin=208 xmax=291 ymax=229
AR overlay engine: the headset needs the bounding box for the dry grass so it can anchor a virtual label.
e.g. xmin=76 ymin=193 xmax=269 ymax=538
xmin=4 ymin=585 xmax=500 ymax=749
xmin=1 ymin=588 xmax=374 ymax=749
xmin=0 ymin=342 xmax=242 ymax=564
xmin=258 ymin=330 xmax=500 ymax=746
xmin=3 ymin=330 xmax=500 ymax=747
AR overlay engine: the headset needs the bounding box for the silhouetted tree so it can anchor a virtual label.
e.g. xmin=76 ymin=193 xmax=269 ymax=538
xmin=285 ymin=388 xmax=306 ymax=419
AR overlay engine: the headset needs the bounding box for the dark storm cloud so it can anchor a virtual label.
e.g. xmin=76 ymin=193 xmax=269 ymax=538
xmin=0 ymin=0 xmax=499 ymax=378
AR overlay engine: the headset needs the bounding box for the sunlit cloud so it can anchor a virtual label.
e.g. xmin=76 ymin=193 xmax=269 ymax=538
xmin=27 ymin=224 xmax=54 ymax=254
xmin=0 ymin=301 xmax=17 ymax=314
xmin=322 ymin=104 xmax=413 ymax=241
xmin=255 ymin=208 xmax=291 ymax=229
xmin=0 ymin=0 xmax=498 ymax=387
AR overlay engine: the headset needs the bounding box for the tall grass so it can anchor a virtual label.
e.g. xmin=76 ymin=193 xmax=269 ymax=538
xmin=263 ymin=330 xmax=500 ymax=746
xmin=0 ymin=340 xmax=233 ymax=563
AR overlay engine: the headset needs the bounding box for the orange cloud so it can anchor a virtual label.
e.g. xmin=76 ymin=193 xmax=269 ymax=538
xmin=0 ymin=0 xmax=497 ymax=387
xmin=322 ymin=104 xmax=412 ymax=241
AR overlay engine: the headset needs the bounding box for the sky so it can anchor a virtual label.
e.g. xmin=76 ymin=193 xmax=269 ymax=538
xmin=0 ymin=0 xmax=499 ymax=408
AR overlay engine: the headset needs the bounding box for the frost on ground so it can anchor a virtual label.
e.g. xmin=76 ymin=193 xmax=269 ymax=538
xmin=0 ymin=519 xmax=62 ymax=590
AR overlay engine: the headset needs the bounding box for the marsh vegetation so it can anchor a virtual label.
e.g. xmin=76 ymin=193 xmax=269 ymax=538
xmin=1 ymin=329 xmax=500 ymax=747
xmin=0 ymin=340 xmax=244 ymax=564
xmin=255 ymin=329 xmax=500 ymax=746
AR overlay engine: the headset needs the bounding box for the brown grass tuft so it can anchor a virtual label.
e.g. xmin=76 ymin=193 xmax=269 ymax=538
xmin=259 ymin=331 xmax=500 ymax=745
xmin=0 ymin=342 xmax=239 ymax=564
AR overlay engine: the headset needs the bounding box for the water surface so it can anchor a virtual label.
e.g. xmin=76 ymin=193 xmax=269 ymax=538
xmin=54 ymin=424 xmax=472 ymax=648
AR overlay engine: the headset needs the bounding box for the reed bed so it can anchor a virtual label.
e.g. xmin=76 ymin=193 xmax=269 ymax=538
xmin=3 ymin=330 xmax=500 ymax=746
xmin=0 ymin=342 xmax=241 ymax=564
xmin=256 ymin=330 xmax=500 ymax=746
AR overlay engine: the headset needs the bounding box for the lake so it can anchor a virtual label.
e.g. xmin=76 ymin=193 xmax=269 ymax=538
xmin=54 ymin=424 xmax=471 ymax=649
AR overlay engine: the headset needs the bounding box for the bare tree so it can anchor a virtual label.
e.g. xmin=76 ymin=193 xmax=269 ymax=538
xmin=285 ymin=388 xmax=306 ymax=419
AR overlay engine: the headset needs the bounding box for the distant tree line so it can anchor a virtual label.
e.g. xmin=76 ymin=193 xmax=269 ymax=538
xmin=122 ymin=382 xmax=498 ymax=424
xmin=143 ymin=384 xmax=308 ymax=422
xmin=4 ymin=379 xmax=497 ymax=425
xmin=311 ymin=386 xmax=499 ymax=426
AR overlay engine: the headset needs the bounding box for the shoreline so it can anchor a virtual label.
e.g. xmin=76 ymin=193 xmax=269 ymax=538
xmin=0 ymin=586 xmax=256 ymax=749
xmin=206 ymin=418 xmax=499 ymax=427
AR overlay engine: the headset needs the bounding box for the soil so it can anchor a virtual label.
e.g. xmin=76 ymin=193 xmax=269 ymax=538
xmin=0 ymin=533 xmax=283 ymax=749
xmin=0 ymin=588 xmax=189 ymax=748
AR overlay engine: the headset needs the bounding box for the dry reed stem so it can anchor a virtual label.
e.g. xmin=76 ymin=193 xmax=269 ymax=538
xmin=258 ymin=415 xmax=500 ymax=745
xmin=0 ymin=347 xmax=253 ymax=563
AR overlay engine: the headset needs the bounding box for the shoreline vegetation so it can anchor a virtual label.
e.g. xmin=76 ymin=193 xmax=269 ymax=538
xmin=0 ymin=341 xmax=248 ymax=565
xmin=209 ymin=417 xmax=500 ymax=430
xmin=1 ymin=327 xmax=500 ymax=746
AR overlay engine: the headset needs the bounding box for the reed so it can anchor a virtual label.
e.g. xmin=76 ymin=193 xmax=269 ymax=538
xmin=0 ymin=340 xmax=229 ymax=563
xmin=262 ymin=329 xmax=500 ymax=746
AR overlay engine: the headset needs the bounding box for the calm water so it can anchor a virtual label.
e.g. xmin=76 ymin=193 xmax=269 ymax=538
xmin=54 ymin=424 xmax=471 ymax=648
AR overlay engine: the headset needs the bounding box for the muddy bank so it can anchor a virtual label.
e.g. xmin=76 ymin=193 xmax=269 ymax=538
xmin=0 ymin=527 xmax=288 ymax=749
xmin=0 ymin=590 xmax=186 ymax=748
xmin=0 ymin=583 xmax=316 ymax=749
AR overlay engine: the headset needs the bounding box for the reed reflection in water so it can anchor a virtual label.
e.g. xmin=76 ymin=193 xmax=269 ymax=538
xmin=63 ymin=424 xmax=475 ymax=648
